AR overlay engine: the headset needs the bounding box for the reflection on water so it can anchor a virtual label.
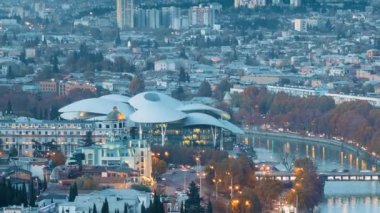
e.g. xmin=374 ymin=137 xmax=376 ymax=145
xmin=251 ymin=136 xmax=380 ymax=212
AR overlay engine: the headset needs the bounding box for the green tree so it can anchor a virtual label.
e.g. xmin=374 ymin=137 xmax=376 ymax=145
xmin=141 ymin=203 xmax=146 ymax=213
xmin=6 ymin=100 xmax=12 ymax=115
xmin=185 ymin=181 xmax=203 ymax=213
xmin=50 ymin=55 xmax=59 ymax=73
xmin=82 ymin=131 xmax=94 ymax=147
xmin=197 ymin=80 xmax=212 ymax=97
xmin=171 ymin=86 xmax=186 ymax=101
xmin=147 ymin=192 xmax=164 ymax=213
xmin=29 ymin=181 xmax=36 ymax=207
xmin=93 ymin=203 xmax=98 ymax=213
xmin=68 ymin=183 xmax=78 ymax=202
xmin=180 ymin=202 xmax=184 ymax=213
xmin=101 ymin=198 xmax=109 ymax=213
xmin=114 ymin=31 xmax=121 ymax=47
xmin=43 ymin=175 xmax=48 ymax=190
xmin=6 ymin=66 xmax=15 ymax=79
xmin=206 ymin=200 xmax=212 ymax=213
xmin=179 ymin=67 xmax=189 ymax=82
xmin=21 ymin=182 xmax=28 ymax=206
xmin=8 ymin=146 xmax=18 ymax=157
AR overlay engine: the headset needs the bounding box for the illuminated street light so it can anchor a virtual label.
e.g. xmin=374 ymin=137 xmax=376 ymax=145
xmin=226 ymin=171 xmax=233 ymax=199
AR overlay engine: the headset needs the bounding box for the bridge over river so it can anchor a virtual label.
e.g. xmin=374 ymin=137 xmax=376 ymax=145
xmin=256 ymin=171 xmax=380 ymax=182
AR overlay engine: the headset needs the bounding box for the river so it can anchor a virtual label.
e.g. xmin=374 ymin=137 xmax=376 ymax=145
xmin=250 ymin=134 xmax=380 ymax=212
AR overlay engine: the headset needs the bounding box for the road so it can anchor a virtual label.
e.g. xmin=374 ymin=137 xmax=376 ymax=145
xmin=157 ymin=168 xmax=197 ymax=196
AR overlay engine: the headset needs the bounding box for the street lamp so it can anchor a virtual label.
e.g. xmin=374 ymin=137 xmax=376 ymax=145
xmin=226 ymin=171 xmax=233 ymax=199
xmin=198 ymin=172 xmax=206 ymax=196
xmin=291 ymin=188 xmax=298 ymax=213
xmin=212 ymin=178 xmax=222 ymax=199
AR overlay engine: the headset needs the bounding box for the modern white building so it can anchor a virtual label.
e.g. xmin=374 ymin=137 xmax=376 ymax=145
xmin=58 ymin=189 xmax=151 ymax=213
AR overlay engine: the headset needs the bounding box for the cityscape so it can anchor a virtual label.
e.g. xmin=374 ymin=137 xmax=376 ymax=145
xmin=0 ymin=0 xmax=380 ymax=212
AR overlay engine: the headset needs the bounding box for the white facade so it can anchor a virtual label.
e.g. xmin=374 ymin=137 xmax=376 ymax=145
xmin=154 ymin=60 xmax=177 ymax=71
xmin=78 ymin=137 xmax=152 ymax=182
xmin=294 ymin=18 xmax=319 ymax=32
xmin=0 ymin=118 xmax=129 ymax=157
xmin=290 ymin=0 xmax=301 ymax=7
xmin=116 ymin=0 xmax=134 ymax=30
xmin=189 ymin=6 xmax=215 ymax=27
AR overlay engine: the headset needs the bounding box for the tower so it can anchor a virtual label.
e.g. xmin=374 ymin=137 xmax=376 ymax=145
xmin=116 ymin=0 xmax=134 ymax=30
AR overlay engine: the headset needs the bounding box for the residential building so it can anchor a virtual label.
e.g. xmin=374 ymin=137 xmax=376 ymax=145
xmin=116 ymin=0 xmax=134 ymax=30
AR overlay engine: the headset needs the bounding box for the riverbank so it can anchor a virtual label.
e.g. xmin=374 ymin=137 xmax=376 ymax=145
xmin=245 ymin=129 xmax=380 ymax=167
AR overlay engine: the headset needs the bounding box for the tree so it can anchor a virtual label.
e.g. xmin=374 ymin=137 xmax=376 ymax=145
xmin=8 ymin=146 xmax=18 ymax=157
xmin=29 ymin=181 xmax=36 ymax=207
xmin=213 ymin=79 xmax=231 ymax=101
xmin=179 ymin=67 xmax=190 ymax=82
xmin=101 ymin=198 xmax=109 ymax=213
xmin=68 ymin=182 xmax=78 ymax=202
xmin=141 ymin=203 xmax=146 ymax=213
xmin=286 ymin=158 xmax=324 ymax=211
xmin=6 ymin=66 xmax=15 ymax=79
xmin=206 ymin=200 xmax=212 ymax=213
xmin=82 ymin=131 xmax=94 ymax=147
xmin=6 ymin=100 xmax=12 ymax=115
xmin=21 ymin=183 xmax=28 ymax=207
xmin=115 ymin=31 xmax=121 ymax=47
xmin=171 ymin=86 xmax=186 ymax=101
xmin=50 ymin=150 xmax=66 ymax=166
xmin=152 ymin=157 xmax=167 ymax=179
xmin=180 ymin=202 xmax=184 ymax=213
xmin=93 ymin=203 xmax=98 ymax=213
xmin=129 ymin=75 xmax=145 ymax=95
xmin=50 ymin=55 xmax=59 ymax=73
xmin=197 ymin=81 xmax=212 ymax=97
xmin=42 ymin=175 xmax=48 ymax=191
xmin=185 ymin=181 xmax=203 ymax=213
xmin=123 ymin=203 xmax=128 ymax=213
xmin=147 ymin=192 xmax=164 ymax=213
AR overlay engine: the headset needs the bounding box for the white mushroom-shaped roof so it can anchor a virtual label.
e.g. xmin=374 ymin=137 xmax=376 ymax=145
xmin=129 ymin=105 xmax=187 ymax=123
xmin=183 ymin=113 xmax=244 ymax=134
xmin=128 ymin=91 xmax=183 ymax=110
xmin=99 ymin=94 xmax=130 ymax=103
xmin=59 ymin=98 xmax=134 ymax=120
xmin=220 ymin=119 xmax=245 ymax=135
xmin=177 ymin=103 xmax=230 ymax=120
xmin=182 ymin=113 xmax=225 ymax=128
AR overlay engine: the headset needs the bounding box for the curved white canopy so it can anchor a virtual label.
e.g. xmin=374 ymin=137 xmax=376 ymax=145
xmin=99 ymin=94 xmax=130 ymax=103
xmin=182 ymin=113 xmax=225 ymax=128
xmin=220 ymin=119 xmax=245 ymax=135
xmin=128 ymin=91 xmax=183 ymax=110
xmin=177 ymin=103 xmax=230 ymax=120
xmin=129 ymin=105 xmax=187 ymax=123
xmin=59 ymin=98 xmax=134 ymax=120
xmin=183 ymin=113 xmax=244 ymax=135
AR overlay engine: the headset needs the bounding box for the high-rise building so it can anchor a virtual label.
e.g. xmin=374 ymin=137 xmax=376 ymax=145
xmin=290 ymin=0 xmax=301 ymax=7
xmin=116 ymin=0 xmax=134 ymax=30
xmin=189 ymin=5 xmax=215 ymax=27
